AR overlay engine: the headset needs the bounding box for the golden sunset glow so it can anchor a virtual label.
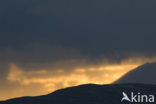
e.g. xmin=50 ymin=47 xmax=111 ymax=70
xmin=0 ymin=58 xmax=152 ymax=100
xmin=7 ymin=63 xmax=138 ymax=87
xmin=0 ymin=57 xmax=153 ymax=100
xmin=1 ymin=0 xmax=156 ymax=103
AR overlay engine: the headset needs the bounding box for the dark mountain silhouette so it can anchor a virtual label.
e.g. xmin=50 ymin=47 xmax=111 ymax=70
xmin=0 ymin=83 xmax=156 ymax=104
xmin=1 ymin=63 xmax=156 ymax=104
xmin=115 ymin=62 xmax=156 ymax=84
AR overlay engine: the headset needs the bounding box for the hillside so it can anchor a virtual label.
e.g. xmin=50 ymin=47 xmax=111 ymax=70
xmin=115 ymin=63 xmax=156 ymax=84
xmin=0 ymin=84 xmax=156 ymax=104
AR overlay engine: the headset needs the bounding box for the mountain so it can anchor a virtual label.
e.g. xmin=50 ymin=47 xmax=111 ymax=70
xmin=1 ymin=83 xmax=156 ymax=104
xmin=1 ymin=63 xmax=156 ymax=104
xmin=115 ymin=62 xmax=156 ymax=84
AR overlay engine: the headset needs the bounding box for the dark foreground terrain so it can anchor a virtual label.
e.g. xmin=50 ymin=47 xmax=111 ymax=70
xmin=115 ymin=63 xmax=156 ymax=84
xmin=0 ymin=83 xmax=156 ymax=104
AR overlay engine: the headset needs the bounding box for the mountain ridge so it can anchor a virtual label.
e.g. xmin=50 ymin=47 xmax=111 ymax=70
xmin=2 ymin=62 xmax=156 ymax=104
xmin=115 ymin=62 xmax=156 ymax=84
xmin=1 ymin=83 xmax=156 ymax=104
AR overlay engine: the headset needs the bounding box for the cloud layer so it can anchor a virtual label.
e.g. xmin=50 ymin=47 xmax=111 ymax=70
xmin=0 ymin=0 xmax=156 ymax=100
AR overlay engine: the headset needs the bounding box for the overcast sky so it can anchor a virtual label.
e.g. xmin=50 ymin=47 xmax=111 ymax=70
xmin=0 ymin=0 xmax=156 ymax=100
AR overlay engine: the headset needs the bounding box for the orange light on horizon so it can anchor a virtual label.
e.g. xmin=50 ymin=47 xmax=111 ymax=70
xmin=3 ymin=63 xmax=139 ymax=100
xmin=1 ymin=57 xmax=156 ymax=100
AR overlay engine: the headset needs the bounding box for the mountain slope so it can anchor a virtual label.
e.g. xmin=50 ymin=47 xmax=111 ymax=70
xmin=1 ymin=63 xmax=156 ymax=104
xmin=115 ymin=62 xmax=156 ymax=84
xmin=0 ymin=84 xmax=156 ymax=104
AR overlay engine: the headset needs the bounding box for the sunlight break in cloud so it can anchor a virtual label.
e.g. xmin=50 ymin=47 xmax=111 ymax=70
xmin=7 ymin=63 xmax=139 ymax=93
xmin=3 ymin=57 xmax=156 ymax=100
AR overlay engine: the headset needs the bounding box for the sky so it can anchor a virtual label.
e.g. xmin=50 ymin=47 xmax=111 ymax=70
xmin=0 ymin=0 xmax=156 ymax=100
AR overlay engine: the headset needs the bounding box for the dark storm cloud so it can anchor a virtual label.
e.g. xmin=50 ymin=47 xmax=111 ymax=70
xmin=0 ymin=0 xmax=156 ymax=73
xmin=1 ymin=0 xmax=156 ymax=100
